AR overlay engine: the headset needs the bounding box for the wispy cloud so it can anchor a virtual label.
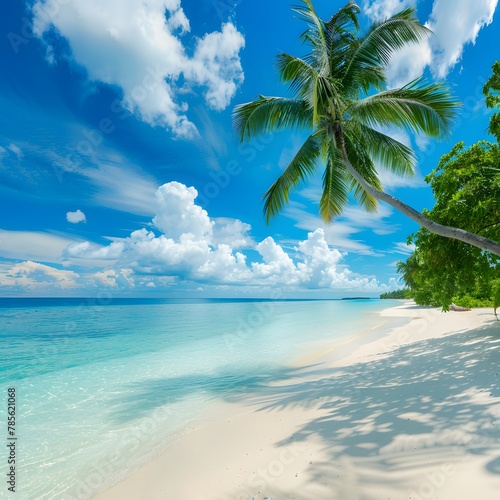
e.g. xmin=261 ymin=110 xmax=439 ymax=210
xmin=50 ymin=150 xmax=159 ymax=216
xmin=0 ymin=230 xmax=79 ymax=264
xmin=378 ymin=169 xmax=426 ymax=190
xmin=392 ymin=241 xmax=416 ymax=255
xmin=283 ymin=203 xmax=394 ymax=256
xmin=7 ymin=143 xmax=23 ymax=158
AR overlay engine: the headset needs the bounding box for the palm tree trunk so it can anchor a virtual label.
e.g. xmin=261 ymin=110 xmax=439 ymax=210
xmin=337 ymin=132 xmax=500 ymax=256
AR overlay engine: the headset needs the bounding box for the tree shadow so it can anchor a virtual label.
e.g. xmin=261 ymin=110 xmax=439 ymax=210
xmin=109 ymin=320 xmax=500 ymax=498
xmin=231 ymin=321 xmax=500 ymax=498
xmin=107 ymin=363 xmax=330 ymax=423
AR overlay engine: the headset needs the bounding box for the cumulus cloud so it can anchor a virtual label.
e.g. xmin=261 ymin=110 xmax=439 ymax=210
xmin=188 ymin=23 xmax=245 ymax=111
xmin=67 ymin=181 xmax=393 ymax=292
xmin=364 ymin=0 xmax=498 ymax=85
xmin=66 ymin=209 xmax=86 ymax=224
xmin=94 ymin=268 xmax=135 ymax=288
xmin=0 ymin=261 xmax=80 ymax=289
xmin=65 ymin=240 xmax=125 ymax=261
xmin=152 ymin=182 xmax=213 ymax=239
xmin=32 ymin=0 xmax=245 ymax=138
xmin=212 ymin=218 xmax=254 ymax=248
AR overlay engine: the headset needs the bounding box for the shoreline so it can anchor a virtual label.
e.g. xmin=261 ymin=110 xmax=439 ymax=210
xmin=95 ymin=302 xmax=500 ymax=499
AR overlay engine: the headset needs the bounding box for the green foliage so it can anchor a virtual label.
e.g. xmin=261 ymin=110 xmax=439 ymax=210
xmin=452 ymin=296 xmax=493 ymax=309
xmin=398 ymin=73 xmax=500 ymax=311
xmin=484 ymin=61 xmax=500 ymax=141
xmin=380 ymin=289 xmax=411 ymax=299
xmin=453 ymin=295 xmax=493 ymax=308
xmin=233 ymin=1 xmax=459 ymax=223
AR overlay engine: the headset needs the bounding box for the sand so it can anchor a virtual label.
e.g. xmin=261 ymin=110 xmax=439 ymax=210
xmin=95 ymin=302 xmax=500 ymax=500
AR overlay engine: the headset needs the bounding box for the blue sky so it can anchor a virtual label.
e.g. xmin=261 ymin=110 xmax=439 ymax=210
xmin=0 ymin=0 xmax=498 ymax=297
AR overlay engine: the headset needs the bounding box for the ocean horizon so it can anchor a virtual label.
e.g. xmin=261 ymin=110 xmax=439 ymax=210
xmin=0 ymin=296 xmax=378 ymax=306
xmin=1 ymin=297 xmax=400 ymax=499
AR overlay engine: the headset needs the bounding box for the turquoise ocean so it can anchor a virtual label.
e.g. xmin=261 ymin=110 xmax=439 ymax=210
xmin=0 ymin=298 xmax=400 ymax=499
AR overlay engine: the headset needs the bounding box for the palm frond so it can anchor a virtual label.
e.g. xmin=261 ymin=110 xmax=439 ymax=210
xmin=320 ymin=147 xmax=349 ymax=221
xmin=324 ymin=1 xmax=360 ymax=34
xmin=263 ymin=132 xmax=321 ymax=222
xmin=309 ymin=73 xmax=343 ymax=124
xmin=352 ymin=8 xmax=430 ymax=67
xmin=276 ymin=53 xmax=318 ymax=97
xmin=277 ymin=53 xmax=343 ymax=124
xmin=348 ymin=78 xmax=460 ymax=138
xmin=341 ymin=8 xmax=430 ymax=94
xmin=355 ymin=124 xmax=416 ymax=176
xmin=292 ymin=0 xmax=330 ymax=73
xmin=232 ymin=1 xmax=459 ymax=227
xmin=323 ymin=2 xmax=359 ymax=76
xmin=342 ymin=128 xmax=381 ymax=211
xmin=233 ymin=96 xmax=312 ymax=141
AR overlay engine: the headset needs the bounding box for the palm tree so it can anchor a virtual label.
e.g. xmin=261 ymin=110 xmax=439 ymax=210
xmin=233 ymin=0 xmax=500 ymax=256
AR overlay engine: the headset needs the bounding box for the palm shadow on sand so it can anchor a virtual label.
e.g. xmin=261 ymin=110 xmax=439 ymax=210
xmin=110 ymin=319 xmax=500 ymax=498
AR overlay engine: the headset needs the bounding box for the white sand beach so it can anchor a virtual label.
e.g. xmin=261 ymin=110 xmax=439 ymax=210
xmin=96 ymin=302 xmax=500 ymax=500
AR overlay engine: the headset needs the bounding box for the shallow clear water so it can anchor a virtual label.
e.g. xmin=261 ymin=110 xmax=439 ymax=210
xmin=0 ymin=298 xmax=396 ymax=499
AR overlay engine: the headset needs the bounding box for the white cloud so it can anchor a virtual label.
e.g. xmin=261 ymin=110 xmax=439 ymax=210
xmin=0 ymin=146 xmax=7 ymax=158
xmin=363 ymin=0 xmax=417 ymax=22
xmin=66 ymin=209 xmax=86 ymax=224
xmin=64 ymin=240 xmax=125 ymax=261
xmin=0 ymin=261 xmax=80 ymax=289
xmin=196 ymin=245 xmax=252 ymax=283
xmin=393 ymin=241 xmax=416 ymax=255
xmin=0 ymin=230 xmax=79 ymax=263
xmin=284 ymin=201 xmax=396 ymax=255
xmin=7 ymin=144 xmax=23 ymax=158
xmin=153 ymin=182 xmax=213 ymax=239
xmin=426 ymin=0 xmax=498 ymax=79
xmin=188 ymin=23 xmax=245 ymax=111
xmin=32 ymin=0 xmax=245 ymax=138
xmin=212 ymin=218 xmax=254 ymax=248
xmin=372 ymin=0 xmax=499 ymax=86
xmin=378 ymin=169 xmax=425 ymax=189
xmin=87 ymin=163 xmax=160 ymax=215
xmin=94 ymin=268 xmax=135 ymax=288
xmin=386 ymin=37 xmax=432 ymax=88
xmin=252 ymin=237 xmax=300 ymax=285
xmin=68 ymin=182 xmax=393 ymax=292
xmin=415 ymin=134 xmax=431 ymax=152
xmin=52 ymin=153 xmax=159 ymax=216
xmin=342 ymin=205 xmax=398 ymax=236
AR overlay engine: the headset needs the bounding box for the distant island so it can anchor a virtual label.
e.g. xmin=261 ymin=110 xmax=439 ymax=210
xmin=380 ymin=290 xmax=411 ymax=299
xmin=341 ymin=297 xmax=372 ymax=300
